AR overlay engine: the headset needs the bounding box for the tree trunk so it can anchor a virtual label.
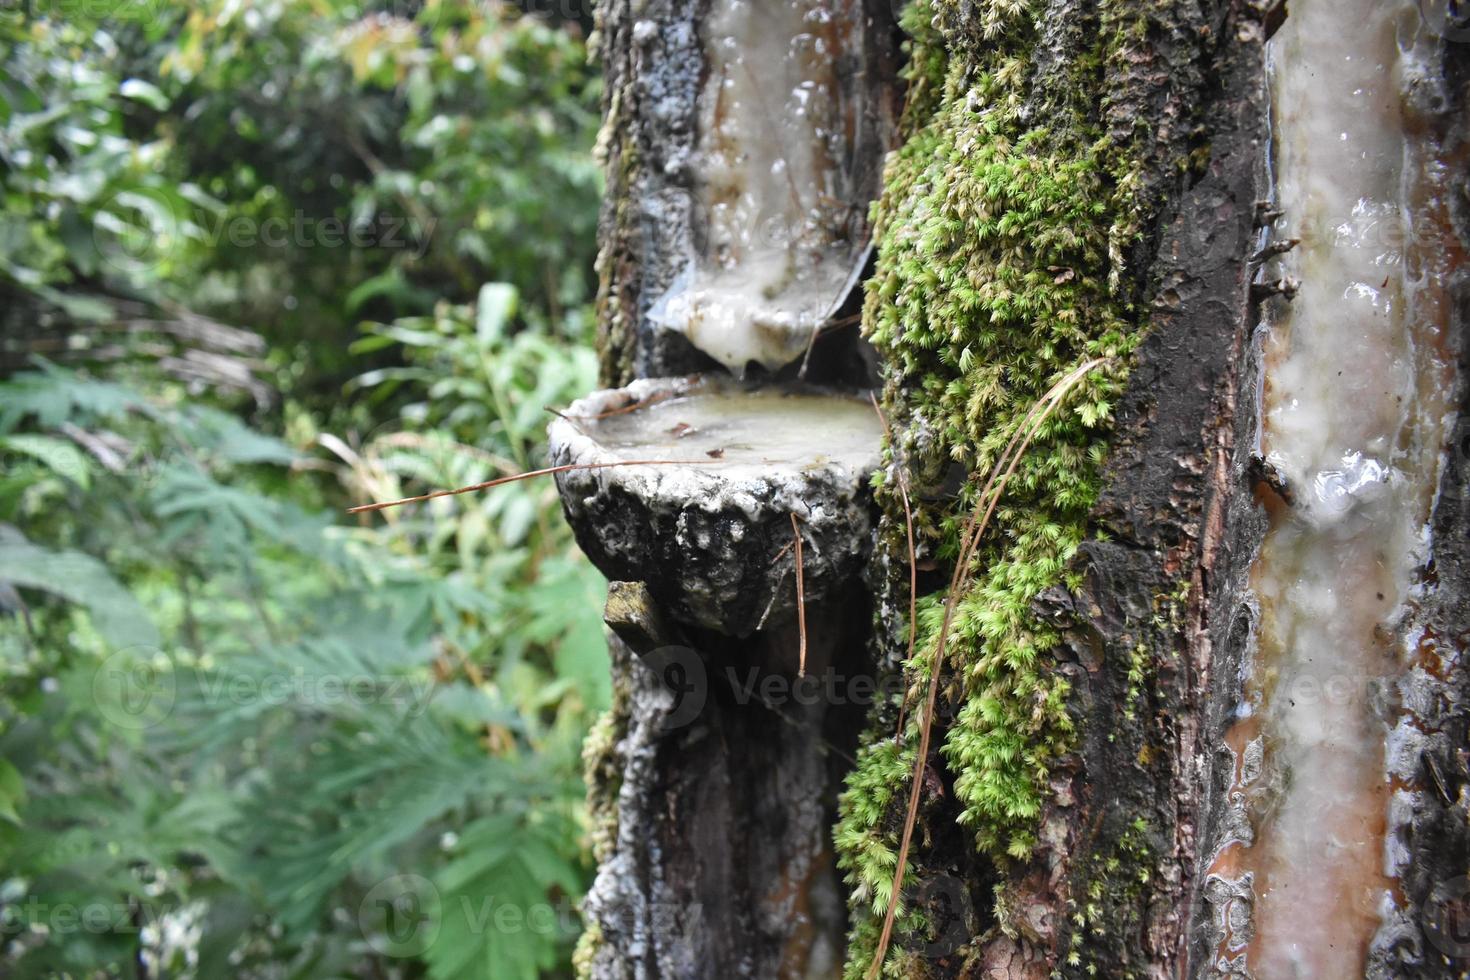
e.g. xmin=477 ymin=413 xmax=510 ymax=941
xmin=561 ymin=1 xmax=1470 ymax=977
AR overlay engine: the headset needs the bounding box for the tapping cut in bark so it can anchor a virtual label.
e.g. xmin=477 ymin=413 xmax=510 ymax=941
xmin=593 ymin=0 xmax=900 ymax=384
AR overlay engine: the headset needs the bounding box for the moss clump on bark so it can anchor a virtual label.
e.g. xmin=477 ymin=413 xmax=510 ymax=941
xmin=1061 ymin=816 xmax=1154 ymax=975
xmin=835 ymin=0 xmax=1162 ymax=971
xmin=572 ymin=659 xmax=627 ymax=978
xmin=581 ymin=705 xmax=624 ymax=865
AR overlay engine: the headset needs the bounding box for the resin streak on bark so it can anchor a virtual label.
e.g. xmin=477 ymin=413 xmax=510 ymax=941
xmin=649 ymin=0 xmax=875 ymax=373
xmin=1193 ymin=3 xmax=1470 ymax=975
xmin=591 ymin=0 xmax=899 ymax=385
xmin=1201 ymin=2 xmax=1465 ymax=976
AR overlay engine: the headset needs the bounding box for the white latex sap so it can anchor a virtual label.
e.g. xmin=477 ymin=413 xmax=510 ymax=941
xmin=588 ymin=386 xmax=882 ymax=485
xmin=651 ymin=0 xmax=865 ymax=374
xmin=1216 ymin=1 xmax=1459 ymax=975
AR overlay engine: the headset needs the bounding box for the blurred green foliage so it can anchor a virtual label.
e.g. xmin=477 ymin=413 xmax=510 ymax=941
xmin=2 ymin=0 xmax=600 ymax=389
xmin=0 ymin=1 xmax=607 ymax=976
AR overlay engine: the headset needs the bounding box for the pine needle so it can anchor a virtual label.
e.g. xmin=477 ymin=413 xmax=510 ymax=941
xmin=867 ymin=357 xmax=1108 ymax=978
xmin=547 ymin=389 xmax=680 ymax=421
xmin=346 ymin=459 xmax=718 ymax=514
xmin=791 ymin=512 xmax=808 ymax=678
xmin=868 ymin=391 xmax=918 ymax=739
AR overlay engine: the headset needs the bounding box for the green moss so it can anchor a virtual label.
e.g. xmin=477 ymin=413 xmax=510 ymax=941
xmin=571 ymin=916 xmax=604 ymax=979
xmin=573 ymin=653 xmax=630 ymax=978
xmin=835 ymin=0 xmax=1164 ymax=972
xmin=1064 ymin=817 xmax=1154 ymax=976
xmin=1123 ymin=582 xmax=1190 ymax=724
xmin=581 ymin=706 xmax=623 ymax=865
xmin=593 ymin=124 xmax=640 ymax=387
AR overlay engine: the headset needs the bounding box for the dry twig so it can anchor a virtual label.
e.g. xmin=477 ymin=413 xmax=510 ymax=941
xmin=346 ymin=459 xmax=718 ymax=514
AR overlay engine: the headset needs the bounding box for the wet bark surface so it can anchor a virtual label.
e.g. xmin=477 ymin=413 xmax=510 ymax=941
xmin=952 ymin=2 xmax=1270 ymax=974
xmin=1366 ymin=38 xmax=1470 ymax=980
xmin=581 ymin=598 xmax=873 ymax=978
xmin=591 ymin=0 xmax=901 ymax=386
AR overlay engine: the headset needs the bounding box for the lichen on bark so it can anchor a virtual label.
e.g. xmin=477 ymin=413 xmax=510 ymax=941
xmin=833 ymin=0 xmax=1215 ymax=973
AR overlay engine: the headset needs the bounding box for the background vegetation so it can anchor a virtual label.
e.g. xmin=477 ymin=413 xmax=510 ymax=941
xmin=0 ymin=1 xmax=607 ymax=975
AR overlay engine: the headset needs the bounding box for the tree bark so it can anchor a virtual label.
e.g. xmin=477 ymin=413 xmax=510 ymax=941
xmin=567 ymin=1 xmax=1470 ymax=977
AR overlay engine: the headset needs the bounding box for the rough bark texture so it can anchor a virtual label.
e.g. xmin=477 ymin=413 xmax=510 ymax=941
xmin=549 ymin=378 xmax=882 ymax=637
xmin=573 ymin=3 xmax=902 ymax=974
xmin=590 ymin=0 xmax=708 ymax=385
xmin=828 ymin=0 xmax=1272 ymax=973
xmin=1363 ymin=37 xmax=1470 ymax=980
xmin=1012 ymin=9 xmax=1269 ymax=976
xmin=577 ymin=594 xmax=874 ymax=978
xmin=570 ymin=0 xmax=1470 ymax=977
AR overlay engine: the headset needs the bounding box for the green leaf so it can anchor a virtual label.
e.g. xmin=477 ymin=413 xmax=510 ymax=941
xmin=0 ymin=758 xmax=26 ymax=825
xmin=427 ymin=812 xmax=583 ymax=980
xmin=118 ymin=78 xmax=169 ymax=111
xmin=0 ymin=362 xmax=144 ymax=432
xmin=182 ymin=407 xmax=297 ymax=465
xmin=475 ymin=283 xmax=517 ymax=345
xmin=345 ymin=269 xmax=429 ymax=314
xmin=34 ymin=285 xmax=116 ymax=322
xmin=0 ymin=434 xmax=92 ymax=488
xmin=0 ymin=532 xmax=158 ymax=650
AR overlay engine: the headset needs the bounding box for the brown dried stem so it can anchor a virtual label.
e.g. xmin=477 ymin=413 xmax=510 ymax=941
xmin=791 ymin=511 xmax=808 ymax=678
xmin=346 ymin=459 xmax=718 ymax=514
